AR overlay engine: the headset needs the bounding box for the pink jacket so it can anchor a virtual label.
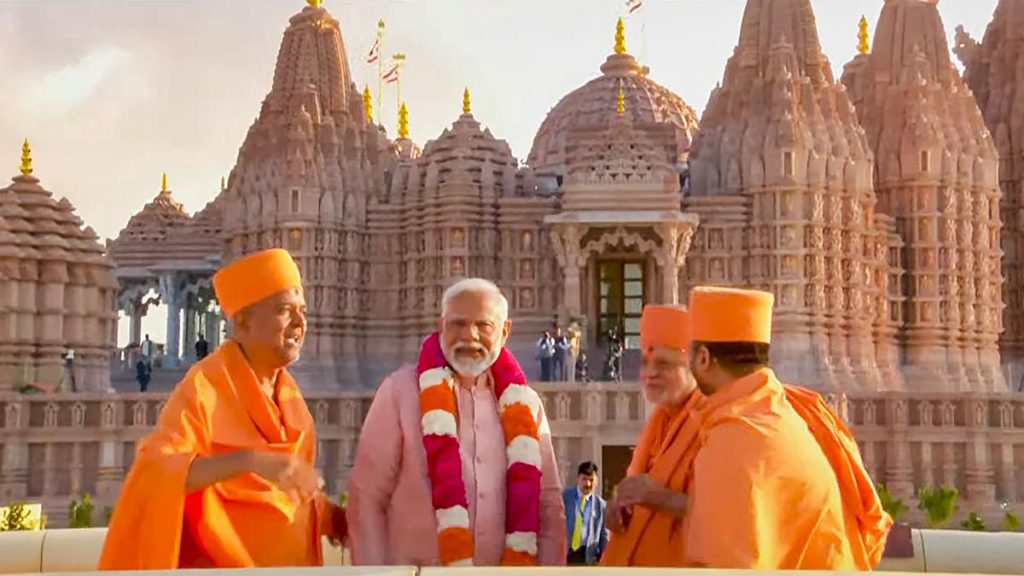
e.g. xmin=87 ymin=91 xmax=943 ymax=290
xmin=348 ymin=364 xmax=567 ymax=566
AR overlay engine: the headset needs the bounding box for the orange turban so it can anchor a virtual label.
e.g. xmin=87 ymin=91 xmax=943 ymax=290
xmin=689 ymin=286 xmax=774 ymax=344
xmin=213 ymin=249 xmax=302 ymax=319
xmin=639 ymin=305 xmax=689 ymax=351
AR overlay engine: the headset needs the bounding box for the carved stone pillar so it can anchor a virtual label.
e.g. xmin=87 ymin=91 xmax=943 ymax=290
xmin=0 ymin=400 xmax=28 ymax=501
xmin=183 ymin=304 xmax=196 ymax=364
xmin=129 ymin=306 xmax=142 ymax=346
xmin=159 ymin=274 xmax=181 ymax=368
xmin=965 ymin=398 xmax=996 ymax=503
xmin=206 ymin=311 xmax=222 ymax=349
xmin=654 ymin=221 xmax=696 ymax=305
xmin=884 ymin=398 xmax=915 ymax=499
xmin=95 ymin=400 xmax=123 ymax=499
xmin=1000 ymin=443 xmax=1017 ymax=502
xmin=549 ymin=224 xmax=585 ymax=322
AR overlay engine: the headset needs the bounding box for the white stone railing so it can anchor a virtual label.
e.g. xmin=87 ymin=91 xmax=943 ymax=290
xmin=2 ymin=385 xmax=1024 ymax=526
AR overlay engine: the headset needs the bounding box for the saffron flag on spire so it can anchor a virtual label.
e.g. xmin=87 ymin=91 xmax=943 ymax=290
xmin=366 ymin=35 xmax=381 ymax=64
xmin=626 ymin=0 xmax=643 ymax=15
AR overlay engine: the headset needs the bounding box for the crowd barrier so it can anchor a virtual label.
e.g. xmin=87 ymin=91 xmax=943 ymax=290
xmin=1 ymin=526 xmax=1023 ymax=575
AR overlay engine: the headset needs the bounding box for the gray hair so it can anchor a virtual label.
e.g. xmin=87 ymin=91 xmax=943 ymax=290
xmin=441 ymin=278 xmax=509 ymax=322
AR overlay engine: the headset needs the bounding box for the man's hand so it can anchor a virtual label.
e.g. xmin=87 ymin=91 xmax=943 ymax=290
xmin=250 ymin=452 xmax=324 ymax=504
xmin=605 ymin=499 xmax=632 ymax=534
xmin=615 ymin=474 xmax=688 ymax=517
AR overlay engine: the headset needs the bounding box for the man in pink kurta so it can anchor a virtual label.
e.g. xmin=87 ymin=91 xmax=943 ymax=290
xmin=349 ymin=279 xmax=566 ymax=566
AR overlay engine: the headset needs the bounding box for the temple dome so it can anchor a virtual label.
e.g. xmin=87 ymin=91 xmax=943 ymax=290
xmin=108 ymin=175 xmax=190 ymax=269
xmin=527 ymin=27 xmax=698 ymax=178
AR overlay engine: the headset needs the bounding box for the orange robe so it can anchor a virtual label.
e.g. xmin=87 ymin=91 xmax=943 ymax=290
xmin=601 ymin=391 xmax=704 ymax=567
xmin=98 ymin=341 xmax=327 ymax=570
xmin=684 ymin=368 xmax=871 ymax=570
xmin=784 ymin=384 xmax=892 ymax=569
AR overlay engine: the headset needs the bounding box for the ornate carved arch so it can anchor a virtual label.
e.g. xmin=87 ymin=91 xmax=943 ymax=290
xmin=580 ymin=226 xmax=661 ymax=260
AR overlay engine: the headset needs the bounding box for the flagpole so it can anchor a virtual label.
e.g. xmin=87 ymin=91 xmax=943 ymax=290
xmin=376 ymin=19 xmax=385 ymax=126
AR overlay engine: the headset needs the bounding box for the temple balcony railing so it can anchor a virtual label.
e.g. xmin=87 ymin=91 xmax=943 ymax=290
xmin=2 ymin=385 xmax=1024 ymax=526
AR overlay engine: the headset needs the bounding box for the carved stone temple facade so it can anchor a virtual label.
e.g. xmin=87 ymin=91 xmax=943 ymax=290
xmin=107 ymin=5 xmax=702 ymax=387
xmin=955 ymin=0 xmax=1024 ymax=389
xmin=93 ymin=0 xmax=1016 ymax=394
xmin=0 ymin=142 xmax=117 ymax=392
xmin=5 ymin=0 xmax=1024 ymax=526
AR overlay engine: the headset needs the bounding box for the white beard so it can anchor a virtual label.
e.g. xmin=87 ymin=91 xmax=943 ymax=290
xmin=443 ymin=341 xmax=500 ymax=378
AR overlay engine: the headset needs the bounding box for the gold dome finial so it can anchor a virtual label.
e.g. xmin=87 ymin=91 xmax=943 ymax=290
xmin=614 ymin=17 xmax=626 ymax=55
xmin=19 ymin=138 xmax=32 ymax=176
xmin=398 ymin=102 xmax=410 ymax=139
xmin=858 ymin=16 xmax=870 ymax=55
xmin=617 ymin=85 xmax=625 ymax=116
xmin=161 ymin=173 xmax=168 ymax=193
xmin=307 ymin=0 xmax=322 ymax=8
xmin=462 ymin=87 xmax=471 ymax=115
xmin=363 ymin=85 xmax=373 ymax=123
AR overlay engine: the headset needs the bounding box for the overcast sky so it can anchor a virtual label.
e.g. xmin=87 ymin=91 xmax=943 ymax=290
xmin=0 ymin=0 xmax=1003 ymax=247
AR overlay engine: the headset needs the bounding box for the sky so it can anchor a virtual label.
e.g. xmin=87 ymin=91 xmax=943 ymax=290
xmin=0 ymin=0 xmax=1004 ymax=346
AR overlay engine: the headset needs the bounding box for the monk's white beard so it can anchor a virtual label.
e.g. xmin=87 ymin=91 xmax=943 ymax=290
xmin=443 ymin=341 xmax=500 ymax=378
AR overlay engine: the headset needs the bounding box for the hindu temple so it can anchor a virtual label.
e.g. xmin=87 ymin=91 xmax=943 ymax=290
xmin=4 ymin=0 xmax=1024 ymax=527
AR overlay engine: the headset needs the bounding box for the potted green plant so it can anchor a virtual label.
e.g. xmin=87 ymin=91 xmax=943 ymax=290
xmin=1002 ymin=503 xmax=1020 ymax=532
xmin=68 ymin=494 xmax=94 ymax=528
xmin=0 ymin=503 xmax=35 ymax=531
xmin=961 ymin=512 xmax=986 ymax=531
xmin=917 ymin=485 xmax=959 ymax=529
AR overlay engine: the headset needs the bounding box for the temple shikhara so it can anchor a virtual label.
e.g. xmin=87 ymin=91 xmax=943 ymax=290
xmin=2 ymin=0 xmax=1024 ymax=528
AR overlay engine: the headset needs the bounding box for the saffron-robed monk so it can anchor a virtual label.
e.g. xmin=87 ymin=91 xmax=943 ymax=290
xmin=99 ymin=248 xmax=346 ymax=570
xmin=348 ymin=278 xmax=566 ymax=567
xmin=683 ymin=286 xmax=890 ymax=570
xmin=601 ymin=305 xmax=703 ymax=567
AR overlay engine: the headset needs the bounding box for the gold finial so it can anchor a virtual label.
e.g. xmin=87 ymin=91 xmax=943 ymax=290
xmin=858 ymin=16 xmax=870 ymax=55
xmin=617 ymin=85 xmax=625 ymax=116
xmin=614 ymin=17 xmax=626 ymax=55
xmin=398 ymin=102 xmax=409 ymax=139
xmin=462 ymin=87 xmax=471 ymax=115
xmin=378 ymin=18 xmax=385 ymax=31
xmin=307 ymin=0 xmax=322 ymax=8
xmin=161 ymin=173 xmax=168 ymax=193
xmin=19 ymin=138 xmax=32 ymax=176
xmin=363 ymin=85 xmax=373 ymax=123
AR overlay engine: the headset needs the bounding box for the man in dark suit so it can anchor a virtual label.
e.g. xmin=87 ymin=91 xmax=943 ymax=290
xmin=562 ymin=461 xmax=609 ymax=565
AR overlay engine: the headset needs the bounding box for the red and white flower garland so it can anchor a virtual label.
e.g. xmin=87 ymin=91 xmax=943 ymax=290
xmin=416 ymin=332 xmax=544 ymax=566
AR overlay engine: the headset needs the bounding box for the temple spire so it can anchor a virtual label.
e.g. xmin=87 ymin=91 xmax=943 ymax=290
xmin=363 ymin=85 xmax=373 ymax=123
xmin=462 ymin=87 xmax=471 ymax=115
xmin=19 ymin=138 xmax=32 ymax=176
xmin=614 ymin=17 xmax=626 ymax=55
xmin=617 ymin=85 xmax=625 ymax=116
xmin=398 ymin=102 xmax=409 ymax=138
xmin=220 ymin=176 xmax=226 ymax=192
xmin=858 ymin=15 xmax=870 ymax=55
xmin=161 ymin=173 xmax=168 ymax=193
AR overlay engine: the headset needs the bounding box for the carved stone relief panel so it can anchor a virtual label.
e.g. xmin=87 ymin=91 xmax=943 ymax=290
xmin=451 ymin=228 xmax=466 ymax=249
xmin=520 ymin=260 xmax=535 ymax=281
xmin=521 ymin=288 xmax=535 ymax=309
xmin=521 ymin=231 xmax=534 ymax=252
